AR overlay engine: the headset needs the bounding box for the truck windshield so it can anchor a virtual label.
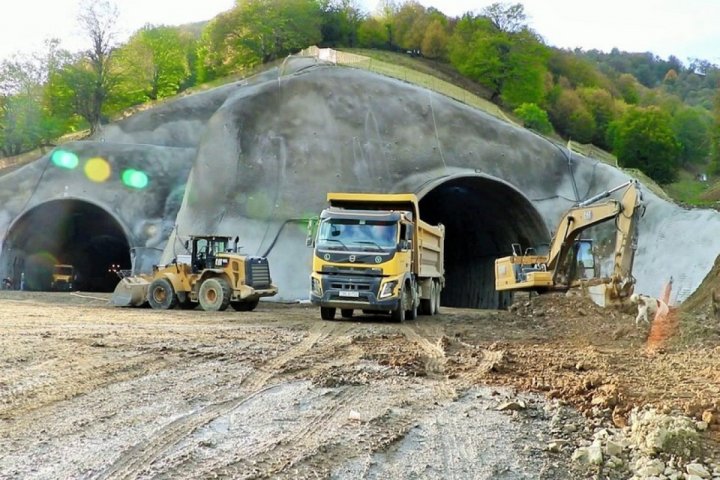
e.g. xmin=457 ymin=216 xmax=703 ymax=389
xmin=317 ymin=219 xmax=397 ymax=250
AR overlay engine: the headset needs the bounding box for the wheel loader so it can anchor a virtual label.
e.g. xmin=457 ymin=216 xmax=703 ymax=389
xmin=111 ymin=235 xmax=278 ymax=311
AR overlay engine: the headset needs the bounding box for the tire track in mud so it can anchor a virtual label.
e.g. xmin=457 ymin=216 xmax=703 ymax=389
xmin=95 ymin=321 xmax=349 ymax=480
xmin=199 ymin=385 xmax=366 ymax=479
xmin=401 ymin=323 xmax=447 ymax=379
xmin=0 ymin=352 xmax=168 ymax=420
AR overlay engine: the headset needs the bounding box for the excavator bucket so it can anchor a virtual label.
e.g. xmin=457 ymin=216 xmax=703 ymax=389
xmin=111 ymin=275 xmax=151 ymax=307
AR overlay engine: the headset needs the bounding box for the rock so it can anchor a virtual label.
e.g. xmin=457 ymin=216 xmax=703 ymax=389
xmin=546 ymin=440 xmax=566 ymax=453
xmin=571 ymin=447 xmax=589 ymax=463
xmin=348 ymin=410 xmax=364 ymax=422
xmin=686 ymin=463 xmax=711 ymax=479
xmin=497 ymin=400 xmax=527 ymax=412
xmin=587 ymin=443 xmax=603 ymax=465
xmin=696 ymin=421 xmax=709 ymax=431
xmin=604 ymin=439 xmax=624 ymax=457
xmin=637 ymin=459 xmax=665 ymax=477
xmin=563 ymin=423 xmax=578 ymax=433
xmin=702 ymin=410 xmax=715 ymax=425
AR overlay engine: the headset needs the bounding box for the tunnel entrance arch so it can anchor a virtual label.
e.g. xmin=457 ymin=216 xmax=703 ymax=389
xmin=1 ymin=199 xmax=131 ymax=292
xmin=417 ymin=174 xmax=549 ymax=309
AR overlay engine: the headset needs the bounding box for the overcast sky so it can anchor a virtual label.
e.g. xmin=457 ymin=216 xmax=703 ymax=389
xmin=1 ymin=0 xmax=717 ymax=66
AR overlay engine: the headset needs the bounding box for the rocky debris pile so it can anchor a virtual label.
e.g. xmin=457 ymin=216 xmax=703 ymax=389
xmin=569 ymin=406 xmax=720 ymax=479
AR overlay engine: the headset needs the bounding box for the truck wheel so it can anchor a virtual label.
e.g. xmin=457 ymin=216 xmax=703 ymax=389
xmin=434 ymin=281 xmax=441 ymax=314
xmin=198 ymin=277 xmax=230 ymax=311
xmin=391 ymin=287 xmax=406 ymax=322
xmin=341 ymin=309 xmax=353 ymax=318
xmin=404 ymin=283 xmax=417 ymax=320
xmin=420 ymin=282 xmax=434 ymax=315
xmin=320 ymin=307 xmax=336 ymax=320
xmin=148 ymin=278 xmax=178 ymax=310
xmin=231 ymin=299 xmax=259 ymax=312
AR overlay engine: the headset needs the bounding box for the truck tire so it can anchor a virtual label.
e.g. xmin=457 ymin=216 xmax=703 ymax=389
xmin=434 ymin=280 xmax=441 ymax=314
xmin=340 ymin=309 xmax=353 ymax=318
xmin=148 ymin=278 xmax=178 ymax=310
xmin=320 ymin=307 xmax=336 ymax=320
xmin=198 ymin=277 xmax=230 ymax=311
xmin=405 ymin=283 xmax=418 ymax=320
xmin=231 ymin=299 xmax=259 ymax=312
xmin=420 ymin=281 xmax=434 ymax=315
xmin=391 ymin=286 xmax=406 ymax=322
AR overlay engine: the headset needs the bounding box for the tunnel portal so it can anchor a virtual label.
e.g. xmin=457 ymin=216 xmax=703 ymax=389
xmin=419 ymin=175 xmax=549 ymax=309
xmin=2 ymin=200 xmax=131 ymax=292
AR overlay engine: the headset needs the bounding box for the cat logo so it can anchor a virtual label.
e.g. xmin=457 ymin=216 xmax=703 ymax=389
xmin=349 ymin=255 xmax=356 ymax=263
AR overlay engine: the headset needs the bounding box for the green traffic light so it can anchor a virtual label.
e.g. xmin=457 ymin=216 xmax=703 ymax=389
xmin=121 ymin=169 xmax=149 ymax=189
xmin=51 ymin=150 xmax=79 ymax=169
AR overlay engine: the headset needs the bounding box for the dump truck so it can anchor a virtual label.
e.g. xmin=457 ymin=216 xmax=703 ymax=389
xmin=495 ymin=180 xmax=644 ymax=307
xmin=308 ymin=193 xmax=445 ymax=321
xmin=111 ymin=235 xmax=278 ymax=311
xmin=50 ymin=264 xmax=75 ymax=291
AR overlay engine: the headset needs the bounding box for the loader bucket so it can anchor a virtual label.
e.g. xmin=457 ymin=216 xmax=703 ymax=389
xmin=111 ymin=276 xmax=151 ymax=307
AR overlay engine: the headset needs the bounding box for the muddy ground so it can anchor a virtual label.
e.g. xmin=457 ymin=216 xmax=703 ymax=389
xmin=0 ymin=290 xmax=719 ymax=479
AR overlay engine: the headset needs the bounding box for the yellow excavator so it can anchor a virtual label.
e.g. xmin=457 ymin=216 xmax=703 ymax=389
xmin=111 ymin=235 xmax=278 ymax=311
xmin=495 ymin=180 xmax=645 ymax=307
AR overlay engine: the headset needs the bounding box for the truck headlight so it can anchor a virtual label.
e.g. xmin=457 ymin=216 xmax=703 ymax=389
xmin=311 ymin=277 xmax=322 ymax=296
xmin=379 ymin=281 xmax=397 ymax=299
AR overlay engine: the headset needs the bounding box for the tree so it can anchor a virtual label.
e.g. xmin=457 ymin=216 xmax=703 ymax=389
xmin=75 ymin=0 xmax=121 ymax=134
xmin=481 ymin=2 xmax=527 ymax=33
xmin=421 ymin=19 xmax=449 ymax=60
xmin=357 ymin=17 xmax=388 ymax=49
xmin=549 ymin=88 xmax=595 ymax=143
xmin=612 ymin=106 xmax=680 ymax=184
xmin=577 ymin=87 xmax=617 ymax=149
xmin=513 ymin=103 xmax=552 ymax=134
xmin=319 ymin=0 xmax=364 ymax=47
xmin=200 ymin=0 xmax=322 ymax=79
xmin=671 ymin=106 xmax=712 ymax=166
xmin=448 ymin=15 xmax=548 ymax=107
xmin=0 ymin=46 xmax=67 ymax=156
xmin=114 ymin=25 xmax=191 ymax=107
xmin=710 ymin=89 xmax=720 ymax=175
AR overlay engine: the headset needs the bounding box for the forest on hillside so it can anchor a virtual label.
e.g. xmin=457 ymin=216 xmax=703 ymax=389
xmin=1 ymin=0 xmax=719 ymax=188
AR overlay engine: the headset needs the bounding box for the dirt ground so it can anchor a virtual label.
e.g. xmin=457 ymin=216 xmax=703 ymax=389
xmin=0 ymin=290 xmax=719 ymax=479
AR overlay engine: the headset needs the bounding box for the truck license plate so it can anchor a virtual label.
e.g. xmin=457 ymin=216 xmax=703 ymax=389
xmin=339 ymin=290 xmax=359 ymax=298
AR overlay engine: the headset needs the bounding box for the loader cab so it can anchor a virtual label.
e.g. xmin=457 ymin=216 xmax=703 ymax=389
xmin=188 ymin=236 xmax=233 ymax=272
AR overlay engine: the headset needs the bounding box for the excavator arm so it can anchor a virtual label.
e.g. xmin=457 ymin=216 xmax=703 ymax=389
xmin=547 ymin=180 xmax=643 ymax=287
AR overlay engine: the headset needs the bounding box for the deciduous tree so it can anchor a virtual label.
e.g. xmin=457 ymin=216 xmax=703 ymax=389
xmin=612 ymin=106 xmax=680 ymax=184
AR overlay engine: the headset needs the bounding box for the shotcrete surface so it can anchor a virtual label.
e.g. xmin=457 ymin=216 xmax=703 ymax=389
xmin=0 ymin=291 xmax=718 ymax=479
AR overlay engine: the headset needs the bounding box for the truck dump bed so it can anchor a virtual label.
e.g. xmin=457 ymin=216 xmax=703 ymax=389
xmin=417 ymin=220 xmax=444 ymax=279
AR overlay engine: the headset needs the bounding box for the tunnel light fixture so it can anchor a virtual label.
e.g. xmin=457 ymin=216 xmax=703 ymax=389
xmin=51 ymin=150 xmax=79 ymax=170
xmin=121 ymin=169 xmax=149 ymax=189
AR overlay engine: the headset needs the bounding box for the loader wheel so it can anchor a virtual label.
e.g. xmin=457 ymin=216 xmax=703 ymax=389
xmin=198 ymin=277 xmax=230 ymax=311
xmin=231 ymin=299 xmax=259 ymax=312
xmin=320 ymin=307 xmax=336 ymax=320
xmin=148 ymin=278 xmax=178 ymax=310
